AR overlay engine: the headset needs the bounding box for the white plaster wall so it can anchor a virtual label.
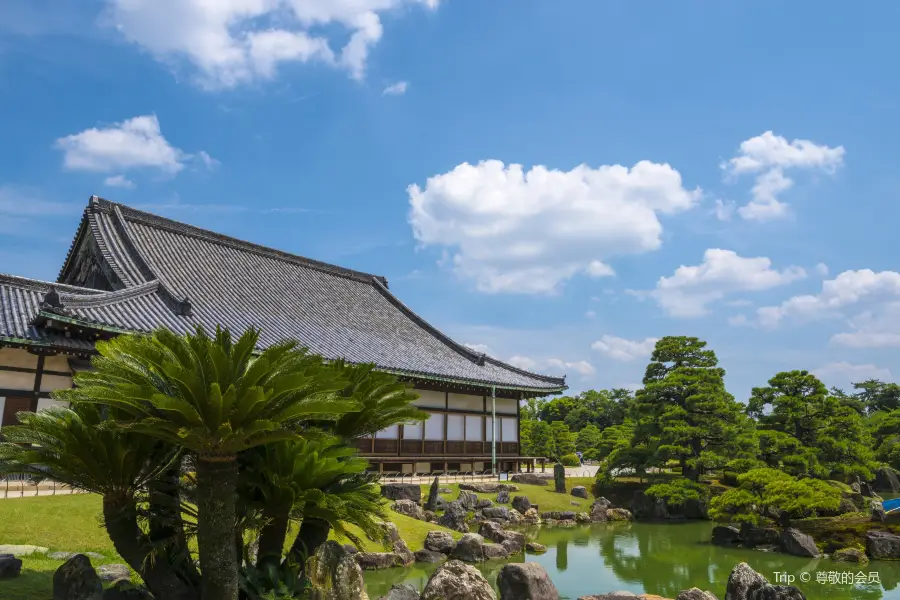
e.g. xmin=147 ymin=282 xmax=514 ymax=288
xmin=0 ymin=348 xmax=38 ymax=369
xmin=494 ymin=398 xmax=517 ymax=414
xmin=411 ymin=389 xmax=445 ymax=408
xmin=448 ymin=393 xmax=483 ymax=411
xmin=40 ymin=374 xmax=73 ymax=393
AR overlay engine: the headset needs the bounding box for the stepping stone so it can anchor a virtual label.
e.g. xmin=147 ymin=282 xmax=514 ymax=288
xmin=0 ymin=544 xmax=48 ymax=556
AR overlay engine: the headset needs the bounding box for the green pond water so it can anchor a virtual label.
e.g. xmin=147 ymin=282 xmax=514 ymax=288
xmin=363 ymin=522 xmax=900 ymax=599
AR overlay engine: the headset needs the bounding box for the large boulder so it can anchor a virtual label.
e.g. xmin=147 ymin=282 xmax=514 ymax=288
xmin=510 ymin=473 xmax=550 ymax=486
xmin=512 ymin=496 xmax=532 ymax=513
xmin=483 ymin=543 xmax=509 ymax=560
xmin=425 ymin=477 xmax=441 ymax=512
xmin=724 ymin=562 xmax=805 ymax=600
xmin=571 ymin=486 xmax=589 ymax=499
xmin=438 ymin=501 xmax=470 ymax=533
xmin=475 ymin=499 xmax=494 ymax=510
xmin=355 ymin=552 xmax=406 ymax=570
xmin=832 ymin=547 xmax=868 ymax=565
xmin=523 ymin=508 xmax=541 ymax=524
xmin=499 ymin=531 xmax=526 ymax=554
xmin=421 ymin=560 xmax=497 ymax=600
xmin=378 ymin=584 xmax=420 ymax=600
xmin=460 ymin=483 xmax=519 ymax=493
xmin=590 ymin=502 xmax=609 ymax=522
xmin=526 ymin=542 xmax=547 ymax=553
xmin=392 ymin=499 xmax=426 ymax=521
xmin=606 ymin=509 xmax=632 ymax=522
xmin=872 ymin=502 xmax=886 ymax=523
xmin=53 ymin=554 xmax=103 ymax=600
xmin=497 ymin=491 xmax=510 ymax=504
xmin=383 ymin=522 xmax=415 ymax=566
xmin=779 ymin=528 xmax=819 ymax=558
xmin=458 ymin=491 xmax=478 ymax=510
xmin=382 ymin=483 xmax=421 ymax=502
xmin=866 ymin=530 xmax=900 ymax=559
xmin=478 ymin=521 xmax=504 ymax=542
xmin=483 ymin=507 xmax=510 ymax=521
xmin=414 ymin=549 xmax=446 ymax=564
xmin=553 ymin=463 xmax=566 ymax=493
xmin=874 ymin=467 xmax=900 ymax=493
xmin=451 ymin=533 xmax=486 ymax=563
xmin=310 ymin=541 xmax=370 ymax=600
xmin=712 ymin=525 xmax=742 ymax=546
xmin=740 ymin=524 xmax=779 ymax=548
xmin=675 ymin=590 xmax=718 ymax=600
xmin=681 ymin=499 xmax=708 ymax=520
xmin=425 ymin=531 xmax=456 ymax=554
xmin=102 ymin=580 xmax=153 ymax=600
xmin=497 ymin=562 xmax=560 ymax=600
xmin=0 ymin=554 xmax=22 ymax=580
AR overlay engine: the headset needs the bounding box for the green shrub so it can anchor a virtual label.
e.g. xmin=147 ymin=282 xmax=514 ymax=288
xmin=560 ymin=453 xmax=581 ymax=467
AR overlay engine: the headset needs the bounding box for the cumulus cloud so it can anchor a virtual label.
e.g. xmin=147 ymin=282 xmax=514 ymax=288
xmin=507 ymin=355 xmax=595 ymax=378
xmin=714 ymin=199 xmax=734 ymax=221
xmin=382 ymin=81 xmax=408 ymax=96
xmin=591 ymin=335 xmax=658 ymax=361
xmin=650 ymin=249 xmax=805 ymax=318
xmin=815 ymin=262 xmax=829 ymax=277
xmin=104 ymin=175 xmax=135 ymax=189
xmin=408 ymin=159 xmax=701 ymax=294
xmin=723 ymin=131 xmax=845 ymax=221
xmin=55 ymin=115 xmax=213 ymax=178
xmin=813 ymin=362 xmax=893 ymax=388
xmin=102 ymin=0 xmax=438 ymax=88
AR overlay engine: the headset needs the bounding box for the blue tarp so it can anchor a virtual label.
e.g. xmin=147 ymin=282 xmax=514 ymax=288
xmin=883 ymin=498 xmax=900 ymax=514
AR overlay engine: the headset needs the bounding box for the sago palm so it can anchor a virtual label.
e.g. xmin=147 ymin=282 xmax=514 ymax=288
xmin=56 ymin=326 xmax=360 ymax=600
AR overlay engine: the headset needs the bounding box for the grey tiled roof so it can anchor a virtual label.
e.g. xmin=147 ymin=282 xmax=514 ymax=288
xmin=0 ymin=197 xmax=566 ymax=393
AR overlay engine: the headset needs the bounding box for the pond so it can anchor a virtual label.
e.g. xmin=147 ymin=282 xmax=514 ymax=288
xmin=363 ymin=522 xmax=900 ymax=599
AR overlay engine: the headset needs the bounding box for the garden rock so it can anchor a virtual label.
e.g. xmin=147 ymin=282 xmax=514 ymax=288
xmin=554 ymin=463 xmax=566 ymax=493
xmin=381 ymin=483 xmax=421 ymax=503
xmin=512 ymin=495 xmax=532 ymax=513
xmin=499 ymin=530 xmax=525 ymax=554
xmin=310 ymin=541 xmax=369 ymax=600
xmin=451 ymin=533 xmax=486 ymax=563
xmin=872 ymin=502 xmax=886 ymax=523
xmin=478 ymin=520 xmax=504 ymax=542
xmin=458 ymin=491 xmax=478 ymax=510
xmin=378 ymin=584 xmax=420 ymax=600
xmin=676 ymin=589 xmax=718 ymax=600
xmin=392 ymin=499 xmax=426 ymax=521
xmin=53 ymin=554 xmax=103 ymax=600
xmin=682 ymin=499 xmax=708 ymax=520
xmin=497 ymin=562 xmax=560 ymax=600
xmin=510 ymin=473 xmax=549 ymax=486
xmin=740 ymin=524 xmax=779 ymax=548
xmin=523 ymin=508 xmax=541 ymax=524
xmin=860 ymin=481 xmax=875 ymax=497
xmin=497 ymin=491 xmax=510 ymax=504
xmin=559 ymin=511 xmax=576 ymax=521
xmin=0 ymin=553 xmax=22 ymax=580
xmin=832 ymin=547 xmax=868 ymax=564
xmin=874 ymin=467 xmax=900 ymax=493
xmin=424 ymin=531 xmax=455 ymax=554
xmin=438 ymin=501 xmax=470 ymax=533
xmin=483 ymin=506 xmax=510 ymax=521
xmin=414 ymin=549 xmax=446 ymax=563
xmin=355 ymin=552 xmax=404 ymax=570
xmin=724 ymin=562 xmax=767 ymax=600
xmin=97 ymin=564 xmax=131 ymax=582
xmin=541 ymin=511 xmax=561 ymax=521
xmin=460 ymin=483 xmax=518 ymax=493
xmin=712 ymin=525 xmax=742 ymax=546
xmin=571 ymin=501 xmax=581 ymax=506
xmin=421 ymin=559 xmax=497 ymax=600
xmin=590 ymin=503 xmax=609 ymax=522
xmin=440 ymin=487 xmax=452 ymax=493
xmin=0 ymin=544 xmax=48 ymax=556
xmin=779 ymin=528 xmax=819 ymax=558
xmin=526 ymin=542 xmax=547 ymax=553
xmin=102 ymin=579 xmax=153 ymax=600
xmin=606 ymin=508 xmax=632 ymax=521
xmin=483 ymin=543 xmax=509 ymax=560
xmin=343 ymin=544 xmax=358 ymax=554
xmin=576 ymin=512 xmax=591 ymax=523
xmin=475 ymin=499 xmax=494 ymax=509
xmin=571 ymin=486 xmax=589 ymax=499
xmin=866 ymin=530 xmax=900 ymax=559
xmin=425 ymin=477 xmax=441 ymax=512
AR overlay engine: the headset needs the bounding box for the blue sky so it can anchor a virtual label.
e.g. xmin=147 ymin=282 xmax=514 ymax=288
xmin=2 ymin=0 xmax=899 ymax=400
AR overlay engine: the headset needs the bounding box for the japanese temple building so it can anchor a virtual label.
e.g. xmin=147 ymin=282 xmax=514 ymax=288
xmin=0 ymin=196 xmax=566 ymax=474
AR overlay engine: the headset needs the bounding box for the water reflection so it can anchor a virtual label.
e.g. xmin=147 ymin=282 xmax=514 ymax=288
xmin=363 ymin=522 xmax=900 ymax=599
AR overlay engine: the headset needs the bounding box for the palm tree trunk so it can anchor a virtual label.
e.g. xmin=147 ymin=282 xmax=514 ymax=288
xmin=196 ymin=456 xmax=240 ymax=600
xmin=148 ymin=466 xmax=200 ymax=587
xmin=286 ymin=514 xmax=330 ymax=568
xmin=102 ymin=496 xmax=199 ymax=600
xmin=256 ymin=507 xmax=291 ymax=569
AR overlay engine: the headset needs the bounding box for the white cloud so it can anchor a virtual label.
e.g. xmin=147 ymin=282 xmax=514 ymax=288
xmin=102 ymin=0 xmax=438 ymax=89
xmin=55 ymin=115 xmax=212 ymax=177
xmin=585 ymin=310 xmax=596 ymax=319
xmin=463 ymin=342 xmax=492 ymax=354
xmin=815 ymin=262 xmax=829 ymax=277
xmin=382 ymin=81 xmax=408 ymax=96
xmin=723 ymin=131 xmax=845 ymax=221
xmin=507 ymin=355 xmax=538 ymax=371
xmin=714 ymin=198 xmax=734 ymax=221
xmin=408 ymin=159 xmax=701 ymax=294
xmin=507 ymin=355 xmax=594 ymax=378
xmin=591 ymin=335 xmax=658 ymax=362
xmin=103 ymin=175 xmax=135 ymax=189
xmin=813 ymin=362 xmax=893 ymax=387
xmin=831 ymin=301 xmax=900 ymax=349
xmin=651 ymin=249 xmax=806 ymax=318
xmin=757 ymin=269 xmax=900 ymax=328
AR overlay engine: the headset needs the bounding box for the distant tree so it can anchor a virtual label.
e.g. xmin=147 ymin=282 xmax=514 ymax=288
xmin=868 ymin=409 xmax=900 ymax=470
xmin=854 ymin=379 xmax=900 ymax=414
xmin=576 ymin=424 xmax=603 ymax=454
xmin=539 ymin=396 xmax=577 ymax=424
xmin=526 ymin=420 xmax=555 ymax=458
xmin=520 ymin=397 xmax=545 ymax=421
xmin=551 ymin=421 xmax=576 ymax=458
xmin=632 ymin=336 xmax=754 ymax=481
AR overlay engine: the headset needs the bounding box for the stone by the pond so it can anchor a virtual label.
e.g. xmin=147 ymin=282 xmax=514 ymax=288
xmin=832 ymin=547 xmax=868 ymax=564
xmin=0 ymin=553 xmax=22 ymax=580
xmin=343 ymin=544 xmax=359 ymax=555
xmin=512 ymin=495 xmax=532 ymax=513
xmin=723 ymin=562 xmax=807 ymax=600
xmin=874 ymin=467 xmax=900 ymax=493
xmin=497 ymin=562 xmax=560 ymax=600
xmin=383 ymin=522 xmax=415 ymax=567
xmin=414 ymin=549 xmax=446 ymax=563
xmin=421 ymin=559 xmax=497 ymax=600
xmin=381 ymin=483 xmax=421 ymax=503
xmin=576 ymin=512 xmax=591 ymax=523
xmin=478 ymin=520 xmax=504 ymax=542
xmin=576 ymin=593 xmax=638 ymax=600
xmin=0 ymin=544 xmax=48 ymax=556
xmin=740 ymin=524 xmax=779 ymax=548
xmin=606 ymin=508 xmax=632 ymax=522
xmin=507 ymin=508 xmax=524 ymax=525
xmin=356 ymin=552 xmax=405 ymax=570
xmin=392 ymin=499 xmax=426 ymax=520
xmin=425 ymin=477 xmax=441 ymax=512
xmin=102 ymin=579 xmax=153 ymax=600
xmin=571 ymin=486 xmax=589 ymax=499
xmin=378 ymin=583 xmax=420 ymax=600
xmin=872 ymin=502 xmax=886 ymax=523
xmin=712 ymin=525 xmax=742 ymax=546
xmin=424 ymin=531 xmax=455 ymax=554
xmin=523 ymin=508 xmax=541 ymax=524
xmin=497 ymin=491 xmax=510 ymax=504
xmin=54 ymin=554 xmax=103 ymax=600
xmin=451 ymin=533 xmax=486 ymax=563
xmin=675 ymin=589 xmax=718 ymax=600
xmin=526 ymin=542 xmax=547 ymax=553
xmin=475 ymin=499 xmax=494 ymax=509
xmin=590 ymin=503 xmax=608 ymax=522
xmin=310 ymin=541 xmax=369 ymax=600
xmin=483 ymin=506 xmax=510 ymax=521
xmin=483 ymin=543 xmax=509 ymax=560
xmin=439 ymin=488 xmax=452 ymax=494
xmin=438 ymin=501 xmax=470 ymax=533
xmin=460 ymin=483 xmax=519 ymax=493
xmin=779 ymin=528 xmax=819 ymax=558
xmin=510 ymin=473 xmax=549 ymax=486
xmin=96 ymin=564 xmax=131 ymax=583
xmin=866 ymin=530 xmax=900 ymax=559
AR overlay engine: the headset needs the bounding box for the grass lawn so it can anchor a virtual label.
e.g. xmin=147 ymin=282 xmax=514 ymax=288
xmin=0 ymin=478 xmax=597 ymax=599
